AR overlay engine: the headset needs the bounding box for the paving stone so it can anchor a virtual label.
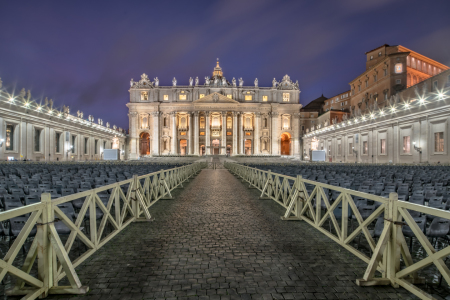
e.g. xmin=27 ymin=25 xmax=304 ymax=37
xmin=35 ymin=169 xmax=427 ymax=300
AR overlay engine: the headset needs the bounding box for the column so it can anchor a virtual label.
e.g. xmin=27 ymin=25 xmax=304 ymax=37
xmin=232 ymin=112 xmax=238 ymax=156
xmin=194 ymin=111 xmax=199 ymax=155
xmin=171 ymin=112 xmax=177 ymax=154
xmin=188 ymin=112 xmax=193 ymax=155
xmin=151 ymin=112 xmax=160 ymax=155
xmin=128 ymin=112 xmax=139 ymax=159
xmin=221 ymin=112 xmax=227 ymax=155
xmin=271 ymin=112 xmax=279 ymax=155
xmin=254 ymin=112 xmax=260 ymax=155
xmin=205 ymin=112 xmax=210 ymax=155
xmin=293 ymin=112 xmax=300 ymax=156
xmin=240 ymin=114 xmax=245 ymax=154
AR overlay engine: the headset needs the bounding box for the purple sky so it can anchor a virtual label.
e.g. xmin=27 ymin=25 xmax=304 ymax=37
xmin=1 ymin=0 xmax=450 ymax=130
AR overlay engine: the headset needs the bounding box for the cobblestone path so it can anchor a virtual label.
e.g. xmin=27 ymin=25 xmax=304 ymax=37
xmin=45 ymin=169 xmax=419 ymax=300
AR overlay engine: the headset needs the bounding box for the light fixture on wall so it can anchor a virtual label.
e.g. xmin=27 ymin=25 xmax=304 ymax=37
xmin=413 ymin=141 xmax=422 ymax=154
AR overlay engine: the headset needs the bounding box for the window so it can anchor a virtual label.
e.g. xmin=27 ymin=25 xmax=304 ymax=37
xmin=245 ymin=132 xmax=251 ymax=136
xmin=395 ymin=63 xmax=403 ymax=74
xmin=365 ymin=81 xmax=368 ymax=88
xmin=84 ymin=137 xmax=88 ymax=154
xmin=349 ymin=143 xmax=353 ymax=154
xmin=310 ymin=114 xmax=314 ymax=118
xmin=374 ymin=75 xmax=377 ymax=82
xmin=384 ymin=92 xmax=388 ymax=101
xmin=55 ymin=132 xmax=61 ymax=153
xmin=95 ymin=140 xmax=98 ymax=154
xmin=227 ymin=94 xmax=232 ymax=99
xmin=384 ymin=69 xmax=388 ymax=76
xmin=141 ymin=91 xmax=148 ymax=101
xmin=227 ymin=117 xmax=232 ymax=129
xmin=34 ymin=128 xmax=41 ymax=152
xmin=199 ymin=94 xmax=205 ymax=98
xmin=433 ymin=80 xmax=438 ymax=92
xmin=283 ymin=117 xmax=289 ymax=129
xmin=331 ymin=100 xmax=334 ymax=104
xmin=358 ymin=85 xmax=361 ymax=92
xmin=352 ymin=89 xmax=354 ymax=96
xmin=378 ymin=51 xmax=382 ymax=57
xmin=341 ymin=102 xmax=344 ymax=107
xmin=5 ymin=124 xmax=14 ymax=151
xmin=435 ymin=132 xmax=444 ymax=152
xmin=380 ymin=139 xmax=386 ymax=154
xmin=72 ymin=136 xmax=76 ymax=153
xmin=363 ymin=141 xmax=368 ymax=154
xmin=345 ymin=101 xmax=347 ymax=105
xmin=370 ymin=55 xmax=373 ymax=60
xmin=396 ymin=79 xmax=401 ymax=84
xmin=180 ymin=132 xmax=186 ymax=135
xmin=245 ymin=95 xmax=252 ymax=101
xmin=163 ymin=95 xmax=168 ymax=101
xmin=200 ymin=132 xmax=205 ymax=136
xmin=403 ymin=136 xmax=410 ymax=153
xmin=338 ymin=144 xmax=341 ymax=155
xmin=179 ymin=94 xmax=187 ymax=100
xmin=200 ymin=117 xmax=205 ymax=129
xmin=283 ymin=93 xmax=290 ymax=102
xmin=262 ymin=95 xmax=268 ymax=101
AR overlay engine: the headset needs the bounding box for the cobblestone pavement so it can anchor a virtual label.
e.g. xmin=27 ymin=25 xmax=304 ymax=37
xmin=40 ymin=169 xmax=425 ymax=300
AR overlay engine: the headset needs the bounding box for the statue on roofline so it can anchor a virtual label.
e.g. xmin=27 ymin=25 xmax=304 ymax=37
xmin=232 ymin=77 xmax=236 ymax=87
xmin=172 ymin=77 xmax=177 ymax=87
xmin=189 ymin=77 xmax=193 ymax=86
xmin=239 ymin=78 xmax=243 ymax=87
xmin=153 ymin=77 xmax=159 ymax=87
xmin=195 ymin=77 xmax=199 ymax=86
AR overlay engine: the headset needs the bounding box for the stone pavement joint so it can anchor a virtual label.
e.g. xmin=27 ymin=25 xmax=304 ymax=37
xmin=42 ymin=169 xmax=423 ymax=300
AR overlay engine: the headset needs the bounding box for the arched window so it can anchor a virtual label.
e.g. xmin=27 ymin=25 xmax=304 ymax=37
xmin=227 ymin=117 xmax=232 ymax=129
xmin=283 ymin=117 xmax=290 ymax=129
xmin=212 ymin=116 xmax=220 ymax=127
xmin=200 ymin=117 xmax=205 ymax=129
xmin=245 ymin=117 xmax=251 ymax=128
xmin=180 ymin=117 xmax=187 ymax=128
xmin=142 ymin=117 xmax=148 ymax=129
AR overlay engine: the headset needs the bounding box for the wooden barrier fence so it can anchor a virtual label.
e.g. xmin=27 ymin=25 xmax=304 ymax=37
xmin=225 ymin=162 xmax=450 ymax=300
xmin=0 ymin=162 xmax=205 ymax=299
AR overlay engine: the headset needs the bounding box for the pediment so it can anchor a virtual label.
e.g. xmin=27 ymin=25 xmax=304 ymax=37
xmin=193 ymin=92 xmax=238 ymax=104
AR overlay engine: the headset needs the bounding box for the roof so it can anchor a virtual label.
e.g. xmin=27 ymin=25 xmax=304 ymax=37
xmin=365 ymin=44 xmax=391 ymax=54
xmin=301 ymin=94 xmax=327 ymax=111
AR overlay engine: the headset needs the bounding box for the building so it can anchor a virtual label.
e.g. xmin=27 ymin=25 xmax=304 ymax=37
xmin=126 ymin=60 xmax=302 ymax=158
xmin=349 ymin=44 xmax=449 ymax=116
xmin=0 ymin=79 xmax=126 ymax=161
xmin=303 ymin=68 xmax=450 ymax=163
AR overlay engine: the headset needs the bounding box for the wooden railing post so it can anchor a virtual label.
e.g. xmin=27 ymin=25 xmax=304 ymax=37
xmin=132 ymin=175 xmax=139 ymax=219
xmin=37 ymin=193 xmax=53 ymax=297
xmin=386 ymin=192 xmax=400 ymax=287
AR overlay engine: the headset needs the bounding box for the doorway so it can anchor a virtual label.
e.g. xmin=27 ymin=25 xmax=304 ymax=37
xmin=212 ymin=139 xmax=220 ymax=155
xmin=281 ymin=132 xmax=291 ymax=155
xmin=180 ymin=139 xmax=187 ymax=156
xmin=139 ymin=132 xmax=150 ymax=155
xmin=244 ymin=139 xmax=252 ymax=155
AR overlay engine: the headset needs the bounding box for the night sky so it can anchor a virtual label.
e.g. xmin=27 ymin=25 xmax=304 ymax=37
xmin=1 ymin=0 xmax=450 ymax=130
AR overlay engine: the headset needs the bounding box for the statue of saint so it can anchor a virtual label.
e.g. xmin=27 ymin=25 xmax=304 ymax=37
xmin=254 ymin=78 xmax=258 ymax=87
xmin=153 ymin=77 xmax=159 ymax=87
xmin=272 ymin=78 xmax=278 ymax=88
xmin=195 ymin=77 xmax=199 ymax=86
xmin=49 ymin=99 xmax=53 ymax=109
xmin=239 ymin=78 xmax=243 ymax=87
xmin=44 ymin=97 xmax=49 ymax=107
xmin=214 ymin=77 xmax=219 ymax=86
xmin=189 ymin=77 xmax=193 ymax=86
xmin=172 ymin=77 xmax=177 ymax=87
xmin=130 ymin=79 xmax=134 ymax=87
xmin=232 ymin=77 xmax=236 ymax=87
xmin=205 ymin=76 xmax=210 ymax=86
xmin=222 ymin=77 xmax=226 ymax=86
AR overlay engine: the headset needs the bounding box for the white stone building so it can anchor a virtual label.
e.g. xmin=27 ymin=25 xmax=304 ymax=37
xmin=127 ymin=61 xmax=302 ymax=158
xmin=0 ymin=79 xmax=126 ymax=161
xmin=302 ymin=70 xmax=450 ymax=164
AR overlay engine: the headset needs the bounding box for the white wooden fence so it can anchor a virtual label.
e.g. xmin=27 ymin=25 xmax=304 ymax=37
xmin=225 ymin=162 xmax=450 ymax=300
xmin=0 ymin=162 xmax=205 ymax=299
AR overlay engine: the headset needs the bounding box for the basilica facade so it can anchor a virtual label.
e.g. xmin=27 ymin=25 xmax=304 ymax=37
xmin=127 ymin=61 xmax=302 ymax=158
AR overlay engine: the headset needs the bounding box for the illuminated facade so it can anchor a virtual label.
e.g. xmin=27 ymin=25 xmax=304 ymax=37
xmin=0 ymin=79 xmax=126 ymax=161
xmin=127 ymin=60 xmax=302 ymax=158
